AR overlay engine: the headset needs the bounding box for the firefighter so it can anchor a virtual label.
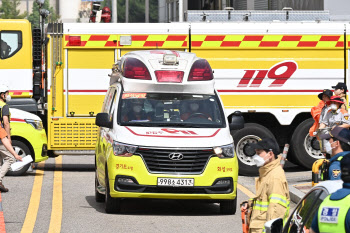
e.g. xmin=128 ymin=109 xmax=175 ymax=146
xmin=319 ymin=96 xmax=350 ymax=130
xmin=310 ymin=154 xmax=350 ymax=233
xmin=333 ymin=82 xmax=347 ymax=110
xmin=310 ymin=89 xmax=333 ymax=137
xmin=320 ymin=126 xmax=350 ymax=180
xmin=241 ymin=138 xmax=290 ymax=233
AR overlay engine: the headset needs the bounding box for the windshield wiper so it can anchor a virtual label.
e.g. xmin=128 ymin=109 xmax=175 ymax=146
xmin=120 ymin=122 xmax=152 ymax=127
xmin=153 ymin=123 xmax=201 ymax=128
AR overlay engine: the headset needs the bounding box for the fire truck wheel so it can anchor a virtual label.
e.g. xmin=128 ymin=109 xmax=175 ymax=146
xmin=95 ymin=176 xmax=105 ymax=203
xmin=105 ymin=168 xmax=121 ymax=213
xmin=232 ymin=123 xmax=276 ymax=176
xmin=290 ymin=118 xmax=324 ymax=169
xmin=7 ymin=140 xmax=32 ymax=176
xmin=220 ymin=194 xmax=237 ymax=215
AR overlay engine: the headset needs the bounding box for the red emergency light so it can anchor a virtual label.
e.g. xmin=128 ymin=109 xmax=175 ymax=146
xmin=68 ymin=36 xmax=81 ymax=46
xmin=123 ymin=58 xmax=151 ymax=80
xmin=188 ymin=59 xmax=213 ymax=81
xmin=155 ymin=70 xmax=184 ymax=83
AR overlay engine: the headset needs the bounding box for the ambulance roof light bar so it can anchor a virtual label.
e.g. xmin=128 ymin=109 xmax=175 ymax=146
xmin=188 ymin=59 xmax=213 ymax=81
xmin=155 ymin=71 xmax=184 ymax=83
xmin=123 ymin=57 xmax=151 ymax=80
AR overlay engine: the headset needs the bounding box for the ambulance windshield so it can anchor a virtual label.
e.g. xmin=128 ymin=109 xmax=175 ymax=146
xmin=118 ymin=93 xmax=226 ymax=128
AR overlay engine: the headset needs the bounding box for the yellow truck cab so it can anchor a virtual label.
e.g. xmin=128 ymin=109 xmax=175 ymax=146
xmin=95 ymin=50 xmax=243 ymax=214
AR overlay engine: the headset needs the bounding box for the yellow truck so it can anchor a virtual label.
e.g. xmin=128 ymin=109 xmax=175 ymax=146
xmin=0 ymin=19 xmax=349 ymax=175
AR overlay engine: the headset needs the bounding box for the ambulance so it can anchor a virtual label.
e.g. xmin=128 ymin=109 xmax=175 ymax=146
xmin=94 ymin=50 xmax=243 ymax=214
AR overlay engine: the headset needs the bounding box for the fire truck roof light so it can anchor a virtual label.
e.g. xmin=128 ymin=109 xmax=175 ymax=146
xmin=163 ymin=54 xmax=177 ymax=65
xmin=188 ymin=59 xmax=213 ymax=81
xmin=120 ymin=36 xmax=132 ymax=45
xmin=155 ymin=71 xmax=184 ymax=83
xmin=123 ymin=58 xmax=151 ymax=80
xmin=69 ymin=36 xmax=81 ymax=46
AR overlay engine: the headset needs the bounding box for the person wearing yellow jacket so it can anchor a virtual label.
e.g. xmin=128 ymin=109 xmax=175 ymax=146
xmin=241 ymin=138 xmax=290 ymax=233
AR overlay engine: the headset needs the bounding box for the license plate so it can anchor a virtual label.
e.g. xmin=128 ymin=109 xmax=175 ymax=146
xmin=157 ymin=178 xmax=194 ymax=187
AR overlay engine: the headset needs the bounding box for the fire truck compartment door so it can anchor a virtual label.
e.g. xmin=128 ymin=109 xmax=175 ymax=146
xmin=66 ymin=49 xmax=114 ymax=116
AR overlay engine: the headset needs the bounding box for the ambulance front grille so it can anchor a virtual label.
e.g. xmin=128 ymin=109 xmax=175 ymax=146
xmin=51 ymin=122 xmax=98 ymax=148
xmin=136 ymin=147 xmax=214 ymax=174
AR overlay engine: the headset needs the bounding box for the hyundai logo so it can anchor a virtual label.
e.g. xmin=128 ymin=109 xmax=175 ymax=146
xmin=168 ymin=152 xmax=184 ymax=160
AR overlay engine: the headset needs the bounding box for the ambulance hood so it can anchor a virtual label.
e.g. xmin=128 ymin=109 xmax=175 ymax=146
xmin=113 ymin=126 xmax=233 ymax=148
xmin=9 ymin=108 xmax=42 ymax=121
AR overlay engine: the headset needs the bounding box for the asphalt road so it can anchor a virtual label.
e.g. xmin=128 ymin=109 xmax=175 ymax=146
xmin=2 ymin=155 xmax=305 ymax=233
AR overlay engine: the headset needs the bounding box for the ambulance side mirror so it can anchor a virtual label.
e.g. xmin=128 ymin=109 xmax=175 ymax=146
xmin=229 ymin=111 xmax=244 ymax=130
xmin=96 ymin=113 xmax=113 ymax=128
xmin=264 ymin=218 xmax=283 ymax=233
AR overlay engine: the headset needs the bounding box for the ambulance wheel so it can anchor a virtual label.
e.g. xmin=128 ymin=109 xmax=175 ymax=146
xmin=95 ymin=176 xmax=105 ymax=203
xmin=290 ymin=118 xmax=324 ymax=169
xmin=232 ymin=123 xmax=276 ymax=176
xmin=105 ymin=168 xmax=121 ymax=213
xmin=7 ymin=140 xmax=31 ymax=176
xmin=220 ymin=196 xmax=237 ymax=215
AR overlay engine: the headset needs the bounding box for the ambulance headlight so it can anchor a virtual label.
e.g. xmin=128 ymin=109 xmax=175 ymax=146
xmin=113 ymin=141 xmax=138 ymax=157
xmin=214 ymin=144 xmax=235 ymax=158
xmin=25 ymin=119 xmax=43 ymax=130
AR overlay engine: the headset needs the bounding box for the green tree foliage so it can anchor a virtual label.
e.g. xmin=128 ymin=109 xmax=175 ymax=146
xmin=28 ymin=0 xmax=59 ymax=28
xmin=101 ymin=0 xmax=158 ymax=23
xmin=0 ymin=0 xmax=27 ymax=19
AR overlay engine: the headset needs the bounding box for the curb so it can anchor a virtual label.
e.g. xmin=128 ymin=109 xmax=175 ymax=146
xmin=0 ymin=192 xmax=6 ymax=233
xmin=288 ymin=185 xmax=305 ymax=204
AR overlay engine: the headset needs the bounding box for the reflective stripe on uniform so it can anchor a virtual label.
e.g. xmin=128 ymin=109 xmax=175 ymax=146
xmin=253 ymin=200 xmax=269 ymax=211
xmin=269 ymin=194 xmax=290 ymax=208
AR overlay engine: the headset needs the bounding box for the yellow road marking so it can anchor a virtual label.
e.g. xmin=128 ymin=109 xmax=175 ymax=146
xmin=237 ymin=183 xmax=255 ymax=199
xmin=293 ymin=182 xmax=312 ymax=187
xmin=48 ymin=156 xmax=62 ymax=233
xmin=21 ymin=162 xmax=45 ymax=233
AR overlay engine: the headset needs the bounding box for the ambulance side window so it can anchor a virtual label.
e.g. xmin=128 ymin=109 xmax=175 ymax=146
xmin=0 ymin=31 xmax=22 ymax=59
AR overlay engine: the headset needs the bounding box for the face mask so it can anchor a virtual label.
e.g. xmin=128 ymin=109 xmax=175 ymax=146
xmin=133 ymin=105 xmax=142 ymax=113
xmin=5 ymin=95 xmax=11 ymax=102
xmin=330 ymin=103 xmax=338 ymax=111
xmin=324 ymin=141 xmax=336 ymax=155
xmin=253 ymin=154 xmax=266 ymax=167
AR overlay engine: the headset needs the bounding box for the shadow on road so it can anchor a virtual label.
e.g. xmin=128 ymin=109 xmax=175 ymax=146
xmin=34 ymin=163 xmax=94 ymax=172
xmin=85 ymin=196 xmax=223 ymax=216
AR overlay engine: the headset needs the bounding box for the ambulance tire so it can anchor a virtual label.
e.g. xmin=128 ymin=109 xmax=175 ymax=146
xmin=232 ymin=123 xmax=276 ymax=176
xmin=105 ymin=168 xmax=121 ymax=214
xmin=220 ymin=195 xmax=237 ymax=215
xmin=290 ymin=118 xmax=323 ymax=169
xmin=7 ymin=140 xmax=31 ymax=176
xmin=95 ymin=176 xmax=105 ymax=203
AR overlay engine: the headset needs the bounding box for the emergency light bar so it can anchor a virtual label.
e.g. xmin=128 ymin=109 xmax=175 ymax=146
xmin=123 ymin=58 xmax=151 ymax=80
xmin=155 ymin=71 xmax=184 ymax=83
xmin=188 ymin=59 xmax=213 ymax=81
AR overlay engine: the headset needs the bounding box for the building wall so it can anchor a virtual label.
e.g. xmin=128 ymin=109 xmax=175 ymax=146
xmin=324 ymin=0 xmax=350 ymax=20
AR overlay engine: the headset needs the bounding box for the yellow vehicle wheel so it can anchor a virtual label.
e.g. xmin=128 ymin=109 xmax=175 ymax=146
xmin=7 ymin=140 xmax=31 ymax=176
xmin=220 ymin=193 xmax=237 ymax=215
xmin=105 ymin=168 xmax=121 ymax=214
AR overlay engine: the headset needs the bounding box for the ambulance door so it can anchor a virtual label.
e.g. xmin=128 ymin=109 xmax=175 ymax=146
xmin=66 ymin=48 xmax=114 ymax=117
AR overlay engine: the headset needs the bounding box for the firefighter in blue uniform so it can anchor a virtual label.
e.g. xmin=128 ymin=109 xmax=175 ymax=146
xmin=320 ymin=126 xmax=350 ymax=180
xmin=310 ymin=154 xmax=350 ymax=233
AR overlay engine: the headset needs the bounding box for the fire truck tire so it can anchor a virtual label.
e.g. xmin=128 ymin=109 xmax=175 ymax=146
xmin=220 ymin=192 xmax=237 ymax=215
xmin=290 ymin=118 xmax=324 ymax=169
xmin=105 ymin=168 xmax=121 ymax=214
xmin=7 ymin=140 xmax=32 ymax=176
xmin=232 ymin=123 xmax=276 ymax=176
xmin=95 ymin=176 xmax=105 ymax=203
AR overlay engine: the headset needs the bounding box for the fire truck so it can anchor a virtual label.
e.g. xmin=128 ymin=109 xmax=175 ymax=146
xmin=0 ymin=17 xmax=349 ymax=175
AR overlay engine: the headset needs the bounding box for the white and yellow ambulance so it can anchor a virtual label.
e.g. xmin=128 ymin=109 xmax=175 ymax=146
xmin=95 ymin=50 xmax=242 ymax=214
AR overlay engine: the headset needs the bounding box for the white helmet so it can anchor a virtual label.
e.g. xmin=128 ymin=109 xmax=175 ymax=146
xmin=0 ymin=85 xmax=9 ymax=93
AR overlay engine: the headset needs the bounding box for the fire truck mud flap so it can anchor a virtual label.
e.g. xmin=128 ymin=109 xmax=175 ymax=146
xmin=231 ymin=123 xmax=276 ymax=176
